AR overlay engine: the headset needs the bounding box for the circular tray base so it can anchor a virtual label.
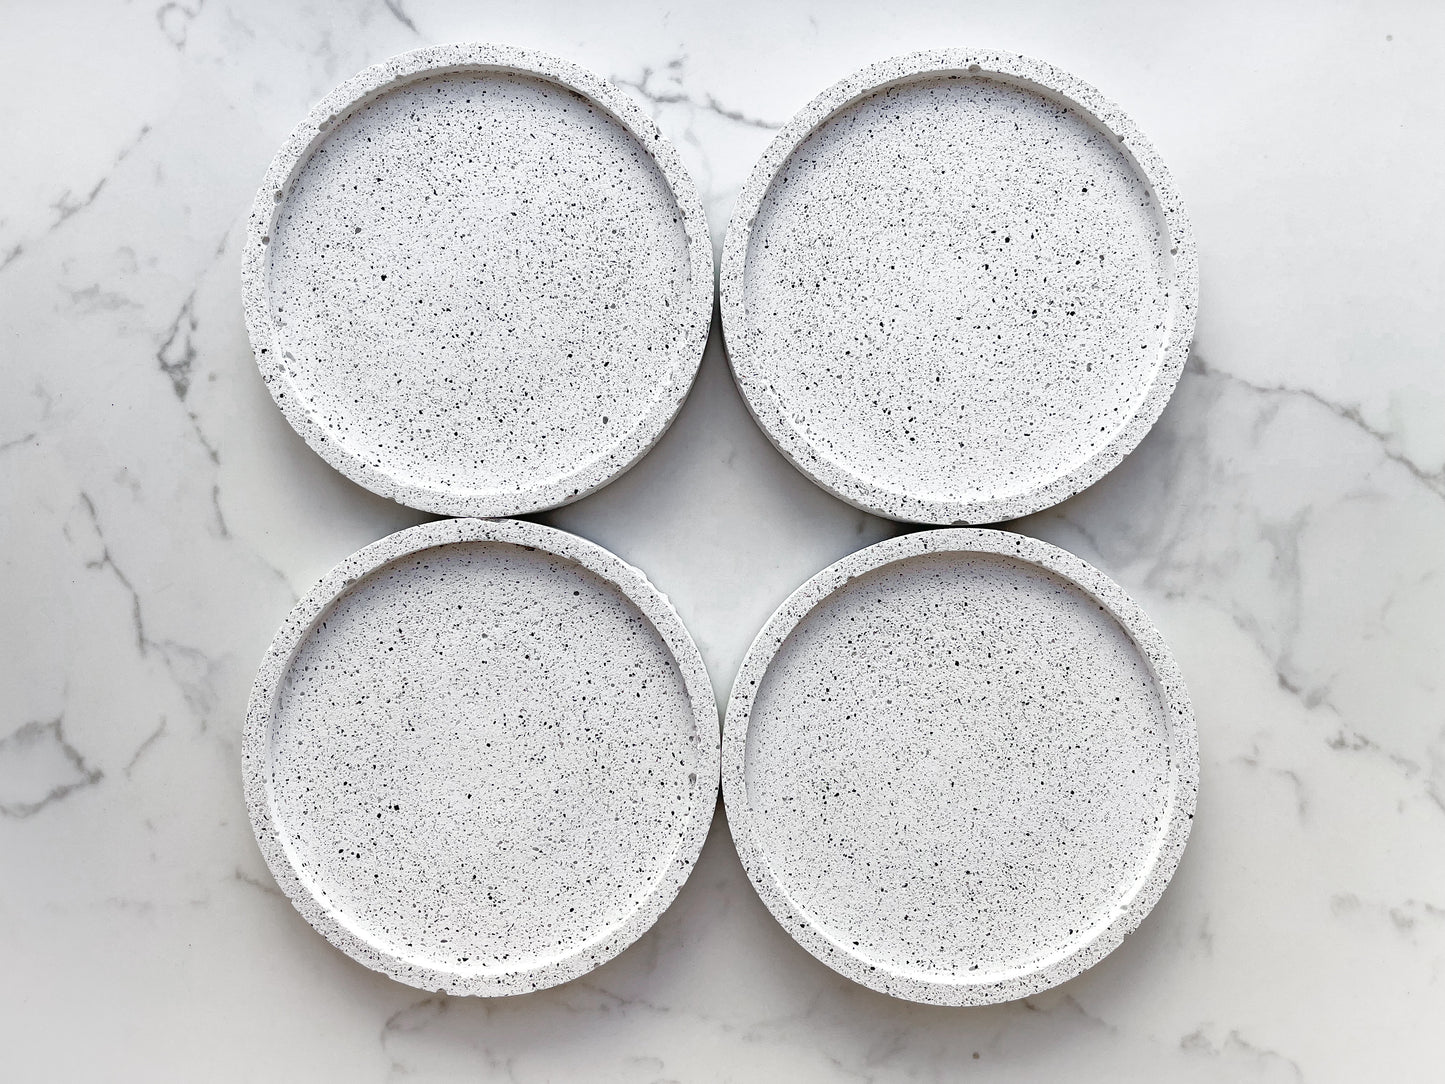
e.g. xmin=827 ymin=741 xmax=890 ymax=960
xmin=244 ymin=518 xmax=719 ymax=995
xmin=723 ymin=529 xmax=1196 ymax=1004
xmin=722 ymin=50 xmax=1197 ymax=524
xmin=244 ymin=44 xmax=713 ymax=517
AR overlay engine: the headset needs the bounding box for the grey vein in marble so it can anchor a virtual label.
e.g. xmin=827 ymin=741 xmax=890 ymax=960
xmin=50 ymin=125 xmax=153 ymax=233
xmin=156 ymin=0 xmax=203 ymax=51
xmin=1191 ymin=355 xmax=1445 ymax=498
xmin=1179 ymin=1028 xmax=1305 ymax=1084
xmin=380 ymin=0 xmax=420 ymax=36
xmin=617 ymin=61 xmax=784 ymax=131
xmin=122 ymin=717 xmax=168 ymax=778
xmin=0 ymin=718 xmax=104 ymax=818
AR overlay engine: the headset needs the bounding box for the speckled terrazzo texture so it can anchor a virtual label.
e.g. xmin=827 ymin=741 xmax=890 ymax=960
xmin=723 ymin=528 xmax=1197 ymax=1005
xmin=242 ymin=518 xmax=719 ymax=995
xmin=720 ymin=50 xmax=1198 ymax=524
xmin=242 ymin=44 xmax=713 ymax=517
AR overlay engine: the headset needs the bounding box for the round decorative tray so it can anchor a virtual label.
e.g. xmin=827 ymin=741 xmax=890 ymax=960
xmin=243 ymin=518 xmax=719 ymax=995
xmin=723 ymin=528 xmax=1196 ymax=1004
xmin=243 ymin=44 xmax=713 ymax=517
xmin=721 ymin=49 xmax=1197 ymax=524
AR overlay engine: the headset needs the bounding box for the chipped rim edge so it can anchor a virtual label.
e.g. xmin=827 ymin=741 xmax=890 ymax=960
xmin=242 ymin=43 xmax=715 ymax=518
xmin=722 ymin=527 xmax=1198 ymax=1006
xmin=242 ymin=517 xmax=721 ymax=996
xmin=719 ymin=48 xmax=1200 ymax=526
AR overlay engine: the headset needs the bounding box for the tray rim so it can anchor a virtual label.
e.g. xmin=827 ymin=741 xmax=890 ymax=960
xmin=719 ymin=48 xmax=1199 ymax=525
xmin=242 ymin=42 xmax=715 ymax=518
xmin=721 ymin=527 xmax=1198 ymax=1005
xmin=242 ymin=517 xmax=720 ymax=996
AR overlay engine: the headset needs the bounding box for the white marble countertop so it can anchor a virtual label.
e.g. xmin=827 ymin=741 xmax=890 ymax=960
xmin=3 ymin=1 xmax=1442 ymax=1080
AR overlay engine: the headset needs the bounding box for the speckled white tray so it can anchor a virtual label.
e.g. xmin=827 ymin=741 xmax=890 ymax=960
xmin=243 ymin=518 xmax=719 ymax=995
xmin=723 ymin=529 xmax=1197 ymax=1005
xmin=720 ymin=50 xmax=1198 ymax=524
xmin=243 ymin=44 xmax=713 ymax=517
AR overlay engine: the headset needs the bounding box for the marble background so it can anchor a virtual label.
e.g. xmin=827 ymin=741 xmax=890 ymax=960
xmin=2 ymin=0 xmax=1442 ymax=1080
